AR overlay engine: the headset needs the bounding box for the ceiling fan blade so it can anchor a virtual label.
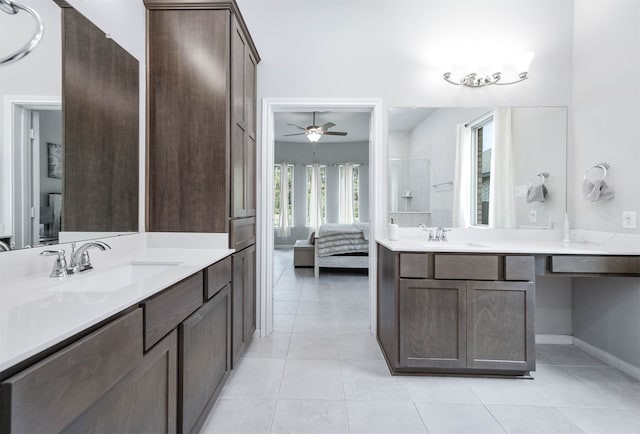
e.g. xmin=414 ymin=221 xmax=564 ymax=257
xmin=320 ymin=122 xmax=336 ymax=130
xmin=286 ymin=123 xmax=307 ymax=131
xmin=322 ymin=131 xmax=348 ymax=136
xmin=283 ymin=133 xmax=306 ymax=136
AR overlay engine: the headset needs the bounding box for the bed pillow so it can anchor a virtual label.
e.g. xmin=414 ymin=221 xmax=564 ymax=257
xmin=308 ymin=231 xmax=315 ymax=244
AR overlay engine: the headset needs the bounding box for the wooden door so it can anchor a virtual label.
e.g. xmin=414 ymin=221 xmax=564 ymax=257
xmin=466 ymin=281 xmax=535 ymax=372
xmin=399 ymin=279 xmax=467 ymax=369
xmin=179 ymin=286 xmax=231 ymax=434
xmin=230 ymin=16 xmax=248 ymax=218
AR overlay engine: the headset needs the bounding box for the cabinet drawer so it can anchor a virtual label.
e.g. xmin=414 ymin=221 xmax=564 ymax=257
xmin=551 ymin=255 xmax=640 ymax=275
xmin=1 ymin=309 xmax=143 ymax=434
xmin=435 ymin=255 xmax=499 ymax=280
xmin=505 ymin=256 xmax=535 ymax=281
xmin=142 ymin=272 xmax=203 ymax=350
xmin=229 ymin=217 xmax=256 ymax=250
xmin=207 ymin=256 xmax=232 ymax=299
xmin=399 ymin=253 xmax=431 ymax=279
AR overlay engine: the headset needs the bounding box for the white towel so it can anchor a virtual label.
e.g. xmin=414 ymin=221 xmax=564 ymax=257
xmin=526 ymin=184 xmax=548 ymax=203
xmin=582 ymin=179 xmax=614 ymax=202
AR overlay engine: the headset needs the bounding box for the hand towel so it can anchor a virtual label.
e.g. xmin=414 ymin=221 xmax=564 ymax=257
xmin=582 ymin=179 xmax=615 ymax=201
xmin=526 ymin=184 xmax=548 ymax=203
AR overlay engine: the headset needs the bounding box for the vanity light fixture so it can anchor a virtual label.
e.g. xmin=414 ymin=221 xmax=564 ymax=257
xmin=443 ymin=52 xmax=534 ymax=88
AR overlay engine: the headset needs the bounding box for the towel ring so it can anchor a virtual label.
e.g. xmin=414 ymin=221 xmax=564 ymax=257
xmin=583 ymin=163 xmax=609 ymax=181
xmin=530 ymin=172 xmax=549 ymax=186
xmin=0 ymin=0 xmax=45 ymax=67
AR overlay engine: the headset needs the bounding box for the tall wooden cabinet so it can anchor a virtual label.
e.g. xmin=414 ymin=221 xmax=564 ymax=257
xmin=145 ymin=0 xmax=260 ymax=239
xmin=145 ymin=0 xmax=260 ymax=368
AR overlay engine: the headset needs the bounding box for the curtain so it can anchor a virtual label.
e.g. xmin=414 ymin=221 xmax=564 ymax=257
xmin=339 ymin=163 xmax=354 ymax=224
xmin=309 ymin=163 xmax=323 ymax=230
xmin=489 ymin=107 xmax=516 ymax=228
xmin=452 ymin=124 xmax=471 ymax=227
xmin=276 ymin=163 xmax=291 ymax=238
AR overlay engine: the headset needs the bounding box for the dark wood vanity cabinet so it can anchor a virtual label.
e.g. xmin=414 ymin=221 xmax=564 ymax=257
xmin=0 ymin=309 xmax=177 ymax=433
xmin=1 ymin=256 xmax=235 ymax=434
xmin=378 ymin=244 xmax=535 ymax=376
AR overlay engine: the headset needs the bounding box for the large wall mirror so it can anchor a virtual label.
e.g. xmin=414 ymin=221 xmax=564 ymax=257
xmin=388 ymin=107 xmax=567 ymax=229
xmin=0 ymin=0 xmax=139 ymax=251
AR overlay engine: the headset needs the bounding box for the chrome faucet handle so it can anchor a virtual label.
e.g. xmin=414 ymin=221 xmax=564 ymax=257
xmin=440 ymin=227 xmax=451 ymax=242
xmin=69 ymin=241 xmax=111 ymax=273
xmin=40 ymin=249 xmax=68 ymax=278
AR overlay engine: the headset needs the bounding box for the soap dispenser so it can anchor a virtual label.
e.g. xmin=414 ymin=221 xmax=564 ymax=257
xmin=388 ymin=218 xmax=399 ymax=241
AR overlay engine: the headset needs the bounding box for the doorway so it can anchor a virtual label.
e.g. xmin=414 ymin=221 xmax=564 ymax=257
xmin=258 ymin=98 xmax=384 ymax=337
xmin=1 ymin=96 xmax=61 ymax=249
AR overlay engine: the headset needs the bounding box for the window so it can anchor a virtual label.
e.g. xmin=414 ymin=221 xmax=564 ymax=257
xmin=273 ymin=164 xmax=294 ymax=228
xmin=470 ymin=116 xmax=494 ymax=226
xmin=306 ymin=165 xmax=326 ymax=226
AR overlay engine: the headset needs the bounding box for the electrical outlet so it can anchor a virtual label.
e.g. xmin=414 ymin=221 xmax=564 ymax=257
xmin=529 ymin=210 xmax=537 ymax=223
xmin=515 ymin=185 xmax=527 ymax=198
xmin=622 ymin=211 xmax=637 ymax=229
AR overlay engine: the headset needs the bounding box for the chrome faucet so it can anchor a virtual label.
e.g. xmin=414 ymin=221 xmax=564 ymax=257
xmin=434 ymin=226 xmax=450 ymax=242
xmin=419 ymin=225 xmax=450 ymax=242
xmin=68 ymin=241 xmax=111 ymax=273
xmin=0 ymin=240 xmax=9 ymax=252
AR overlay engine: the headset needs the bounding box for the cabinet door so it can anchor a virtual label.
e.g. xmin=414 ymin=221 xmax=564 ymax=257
xmin=244 ymin=244 xmax=256 ymax=341
xmin=1 ymin=309 xmax=143 ymax=434
xmin=399 ymin=279 xmax=467 ymax=369
xmin=231 ymin=244 xmax=256 ymax=366
xmin=230 ymin=16 xmax=256 ymax=219
xmin=147 ymin=9 xmax=230 ymax=232
xmin=61 ymin=330 xmax=177 ymax=434
xmin=180 ymin=285 xmax=231 ymax=434
xmin=466 ymin=281 xmax=535 ymax=371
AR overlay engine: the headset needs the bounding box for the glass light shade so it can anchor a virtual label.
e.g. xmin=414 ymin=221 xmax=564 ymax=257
xmin=306 ymin=131 xmax=322 ymax=142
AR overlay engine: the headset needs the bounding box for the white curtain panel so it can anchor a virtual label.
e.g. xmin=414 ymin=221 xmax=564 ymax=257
xmin=309 ymin=163 xmax=323 ymax=230
xmin=339 ymin=163 xmax=354 ymax=224
xmin=277 ymin=163 xmax=291 ymax=238
xmin=452 ymin=124 xmax=472 ymax=227
xmin=489 ymin=107 xmax=516 ymax=228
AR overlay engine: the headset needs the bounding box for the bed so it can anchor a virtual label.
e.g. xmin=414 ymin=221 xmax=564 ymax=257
xmin=314 ymin=222 xmax=370 ymax=278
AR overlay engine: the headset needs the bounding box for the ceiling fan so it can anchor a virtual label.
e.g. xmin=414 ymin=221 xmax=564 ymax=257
xmin=284 ymin=112 xmax=348 ymax=143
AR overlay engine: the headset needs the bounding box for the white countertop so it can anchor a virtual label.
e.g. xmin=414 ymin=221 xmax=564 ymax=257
xmin=376 ymin=229 xmax=640 ymax=255
xmin=0 ymin=234 xmax=233 ymax=373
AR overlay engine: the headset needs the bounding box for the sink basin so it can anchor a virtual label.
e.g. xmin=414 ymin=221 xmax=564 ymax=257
xmin=47 ymin=261 xmax=182 ymax=293
xmin=421 ymin=242 xmax=488 ymax=249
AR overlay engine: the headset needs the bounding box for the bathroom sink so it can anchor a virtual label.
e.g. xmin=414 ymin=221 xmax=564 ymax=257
xmin=48 ymin=261 xmax=182 ymax=293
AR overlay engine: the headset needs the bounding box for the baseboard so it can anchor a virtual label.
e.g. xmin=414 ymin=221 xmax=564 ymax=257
xmin=572 ymin=337 xmax=640 ymax=381
xmin=535 ymin=334 xmax=573 ymax=344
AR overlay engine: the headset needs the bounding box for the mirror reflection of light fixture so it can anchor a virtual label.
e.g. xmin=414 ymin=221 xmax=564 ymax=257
xmin=443 ymin=52 xmax=534 ymax=88
xmin=306 ymin=130 xmax=322 ymax=143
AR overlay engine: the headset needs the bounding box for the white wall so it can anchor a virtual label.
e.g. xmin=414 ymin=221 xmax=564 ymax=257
xmin=570 ymin=0 xmax=639 ymax=234
xmin=238 ymin=0 xmax=574 ymax=108
xmin=570 ymin=0 xmax=640 ymax=370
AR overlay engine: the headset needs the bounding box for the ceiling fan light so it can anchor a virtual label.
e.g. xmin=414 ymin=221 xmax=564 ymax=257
xmin=306 ymin=131 xmax=322 ymax=142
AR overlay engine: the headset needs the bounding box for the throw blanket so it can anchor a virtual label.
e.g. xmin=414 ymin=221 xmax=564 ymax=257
xmin=317 ymin=223 xmax=369 ymax=257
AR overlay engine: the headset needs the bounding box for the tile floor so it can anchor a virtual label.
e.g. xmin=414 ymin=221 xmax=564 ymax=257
xmin=201 ymin=248 xmax=640 ymax=434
